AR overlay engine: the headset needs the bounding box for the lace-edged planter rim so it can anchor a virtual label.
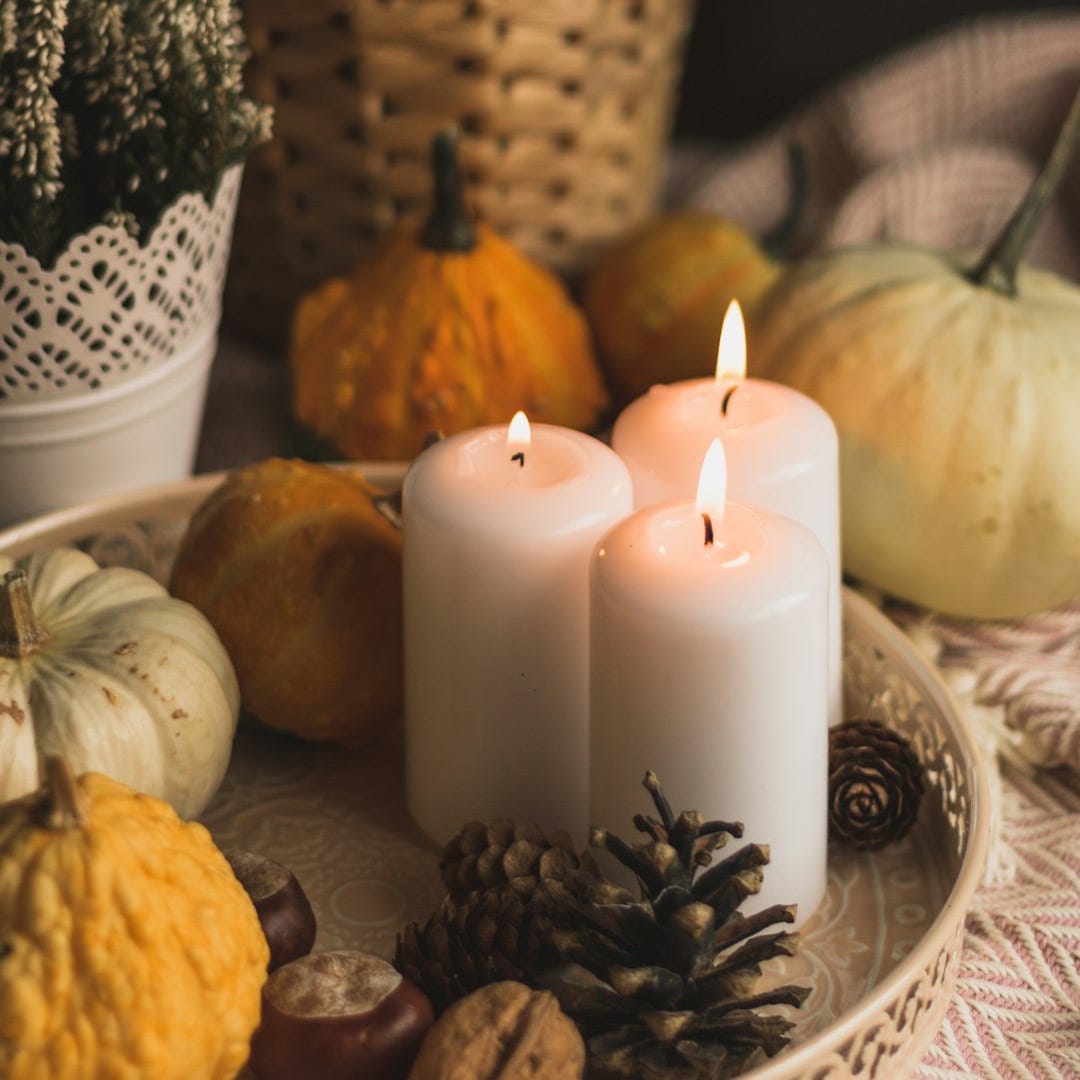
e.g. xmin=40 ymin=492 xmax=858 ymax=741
xmin=0 ymin=466 xmax=992 ymax=1079
xmin=0 ymin=168 xmax=242 ymax=527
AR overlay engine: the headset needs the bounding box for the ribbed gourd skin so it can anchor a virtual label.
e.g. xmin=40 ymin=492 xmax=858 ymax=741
xmin=0 ymin=547 xmax=239 ymax=820
xmin=290 ymin=223 xmax=610 ymax=461
xmin=0 ymin=771 xmax=268 ymax=1080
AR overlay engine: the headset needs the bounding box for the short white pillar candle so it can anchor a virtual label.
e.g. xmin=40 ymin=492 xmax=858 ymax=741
xmin=404 ymin=413 xmax=633 ymax=844
xmin=589 ymin=440 xmax=829 ymax=923
xmin=612 ymin=301 xmax=842 ymax=727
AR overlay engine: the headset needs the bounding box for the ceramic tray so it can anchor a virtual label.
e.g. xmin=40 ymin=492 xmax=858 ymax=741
xmin=0 ymin=467 xmax=991 ymax=1080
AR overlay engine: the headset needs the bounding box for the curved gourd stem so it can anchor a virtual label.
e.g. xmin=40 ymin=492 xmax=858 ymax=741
xmin=0 ymin=569 xmax=48 ymax=659
xmin=38 ymin=756 xmax=88 ymax=830
xmin=968 ymin=88 xmax=1080 ymax=297
xmin=420 ymin=129 xmax=477 ymax=253
xmin=761 ymin=143 xmax=807 ymax=259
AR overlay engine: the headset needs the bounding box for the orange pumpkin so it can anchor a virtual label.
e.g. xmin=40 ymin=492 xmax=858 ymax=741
xmin=289 ymin=132 xmax=609 ymax=460
xmin=170 ymin=458 xmax=402 ymax=746
xmin=584 ymin=147 xmax=808 ymax=405
xmin=583 ymin=214 xmax=780 ymax=405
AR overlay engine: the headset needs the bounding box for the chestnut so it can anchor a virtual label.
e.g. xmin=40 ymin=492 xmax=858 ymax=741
xmin=248 ymin=951 xmax=435 ymax=1080
xmin=225 ymin=849 xmax=317 ymax=971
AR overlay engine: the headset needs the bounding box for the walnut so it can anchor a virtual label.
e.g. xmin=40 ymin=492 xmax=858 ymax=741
xmin=408 ymin=981 xmax=584 ymax=1080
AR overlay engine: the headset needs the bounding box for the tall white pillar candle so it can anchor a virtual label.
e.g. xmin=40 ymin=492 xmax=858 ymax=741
xmin=590 ymin=440 xmax=829 ymax=923
xmin=404 ymin=413 xmax=633 ymax=844
xmin=612 ymin=302 xmax=842 ymax=726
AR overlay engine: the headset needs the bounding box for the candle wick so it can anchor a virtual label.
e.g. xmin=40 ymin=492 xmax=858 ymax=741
xmin=702 ymin=512 xmax=714 ymax=546
xmin=511 ymin=451 xmax=525 ymax=468
xmin=720 ymin=384 xmax=738 ymax=417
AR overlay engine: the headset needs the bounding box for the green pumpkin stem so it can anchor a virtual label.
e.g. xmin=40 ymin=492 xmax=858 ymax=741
xmin=0 ymin=569 xmax=48 ymax=659
xmin=968 ymin=88 xmax=1080 ymax=297
xmin=38 ymin=756 xmax=88 ymax=830
xmin=761 ymin=142 xmax=807 ymax=258
xmin=421 ymin=129 xmax=477 ymax=253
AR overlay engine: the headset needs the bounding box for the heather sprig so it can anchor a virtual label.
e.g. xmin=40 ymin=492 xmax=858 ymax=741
xmin=0 ymin=0 xmax=270 ymax=262
xmin=0 ymin=0 xmax=68 ymax=255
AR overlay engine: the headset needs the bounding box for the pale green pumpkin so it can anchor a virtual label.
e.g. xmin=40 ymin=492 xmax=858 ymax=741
xmin=749 ymin=93 xmax=1080 ymax=618
xmin=0 ymin=548 xmax=239 ymax=817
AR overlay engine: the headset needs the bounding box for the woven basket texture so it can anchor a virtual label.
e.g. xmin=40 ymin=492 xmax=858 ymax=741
xmin=226 ymin=0 xmax=694 ymax=345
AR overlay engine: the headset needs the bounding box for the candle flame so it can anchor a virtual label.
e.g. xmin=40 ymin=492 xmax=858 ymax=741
xmin=507 ymin=410 xmax=531 ymax=467
xmin=695 ymin=439 xmax=727 ymax=528
xmin=507 ymin=410 xmax=531 ymax=447
xmin=714 ymin=299 xmax=747 ymax=382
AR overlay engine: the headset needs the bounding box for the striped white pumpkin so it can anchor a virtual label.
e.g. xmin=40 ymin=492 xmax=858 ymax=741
xmin=0 ymin=547 xmax=239 ymax=817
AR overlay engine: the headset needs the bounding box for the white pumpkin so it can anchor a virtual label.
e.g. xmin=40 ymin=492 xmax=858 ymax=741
xmin=749 ymin=93 xmax=1080 ymax=618
xmin=749 ymin=245 xmax=1080 ymax=618
xmin=0 ymin=547 xmax=239 ymax=817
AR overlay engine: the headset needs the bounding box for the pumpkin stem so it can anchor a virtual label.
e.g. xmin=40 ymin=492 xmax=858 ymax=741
xmin=967 ymin=88 xmax=1080 ymax=296
xmin=38 ymin=756 xmax=88 ymax=830
xmin=0 ymin=569 xmax=49 ymax=659
xmin=761 ymin=142 xmax=807 ymax=259
xmin=421 ymin=129 xmax=477 ymax=253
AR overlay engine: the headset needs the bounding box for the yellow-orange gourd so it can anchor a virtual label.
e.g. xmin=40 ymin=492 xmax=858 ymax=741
xmin=0 ymin=758 xmax=268 ymax=1079
xmin=290 ymin=132 xmax=609 ymax=460
xmin=170 ymin=458 xmax=403 ymax=746
xmin=584 ymin=214 xmax=780 ymax=404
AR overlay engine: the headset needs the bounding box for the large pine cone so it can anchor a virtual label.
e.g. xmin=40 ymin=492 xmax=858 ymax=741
xmin=440 ymin=819 xmax=598 ymax=902
xmin=535 ymin=773 xmax=810 ymax=1079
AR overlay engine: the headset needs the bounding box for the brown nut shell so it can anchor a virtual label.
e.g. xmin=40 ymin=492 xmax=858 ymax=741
xmin=408 ymin=981 xmax=584 ymax=1080
xmin=249 ymin=951 xmax=434 ymax=1080
xmin=225 ymin=850 xmax=317 ymax=971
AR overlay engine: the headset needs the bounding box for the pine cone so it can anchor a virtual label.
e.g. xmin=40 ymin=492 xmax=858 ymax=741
xmin=440 ymin=819 xmax=598 ymax=902
xmin=399 ymin=773 xmax=810 ymax=1078
xmin=828 ymin=719 xmax=925 ymax=850
xmin=394 ymin=888 xmax=554 ymax=1014
xmin=535 ymin=772 xmax=810 ymax=1079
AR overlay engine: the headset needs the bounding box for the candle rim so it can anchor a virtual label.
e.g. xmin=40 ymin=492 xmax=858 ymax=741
xmin=403 ymin=422 xmax=634 ymax=536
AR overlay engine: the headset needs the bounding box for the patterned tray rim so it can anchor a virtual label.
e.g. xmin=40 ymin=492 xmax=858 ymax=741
xmin=0 ymin=466 xmax=992 ymax=1078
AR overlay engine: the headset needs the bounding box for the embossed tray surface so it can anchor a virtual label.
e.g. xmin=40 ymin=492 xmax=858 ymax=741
xmin=0 ymin=468 xmax=991 ymax=1079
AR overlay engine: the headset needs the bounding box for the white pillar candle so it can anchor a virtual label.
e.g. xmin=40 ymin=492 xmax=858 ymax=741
xmin=589 ymin=440 xmax=828 ymax=923
xmin=612 ymin=301 xmax=842 ymax=726
xmin=404 ymin=413 xmax=633 ymax=844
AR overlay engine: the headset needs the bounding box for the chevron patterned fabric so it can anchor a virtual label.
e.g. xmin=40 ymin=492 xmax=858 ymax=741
xmin=895 ymin=596 xmax=1080 ymax=1076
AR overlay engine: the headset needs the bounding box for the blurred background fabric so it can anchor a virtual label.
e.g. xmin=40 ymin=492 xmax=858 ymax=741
xmin=674 ymin=0 xmax=1079 ymax=140
xmin=675 ymin=12 xmax=1080 ymax=276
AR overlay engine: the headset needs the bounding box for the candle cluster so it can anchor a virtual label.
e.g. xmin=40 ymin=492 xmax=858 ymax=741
xmin=403 ymin=302 xmax=837 ymax=925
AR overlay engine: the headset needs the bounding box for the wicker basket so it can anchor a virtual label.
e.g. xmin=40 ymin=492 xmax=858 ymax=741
xmin=226 ymin=0 xmax=695 ymax=345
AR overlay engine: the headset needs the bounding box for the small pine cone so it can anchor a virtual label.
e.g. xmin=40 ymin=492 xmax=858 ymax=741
xmin=440 ymin=819 xmax=598 ymax=902
xmin=395 ymin=889 xmax=555 ymax=1014
xmin=828 ymin=719 xmax=925 ymax=850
